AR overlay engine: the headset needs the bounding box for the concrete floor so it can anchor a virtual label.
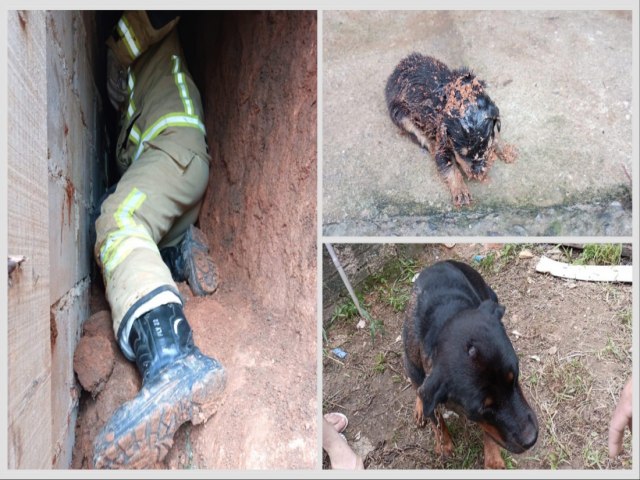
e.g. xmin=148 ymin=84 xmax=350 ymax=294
xmin=322 ymin=11 xmax=633 ymax=236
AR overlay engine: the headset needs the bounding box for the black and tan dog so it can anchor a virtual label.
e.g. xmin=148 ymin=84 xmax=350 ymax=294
xmin=385 ymin=53 xmax=517 ymax=207
xmin=402 ymin=260 xmax=538 ymax=469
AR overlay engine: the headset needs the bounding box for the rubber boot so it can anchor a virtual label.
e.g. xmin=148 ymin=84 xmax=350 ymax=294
xmin=160 ymin=225 xmax=218 ymax=296
xmin=92 ymin=303 xmax=226 ymax=469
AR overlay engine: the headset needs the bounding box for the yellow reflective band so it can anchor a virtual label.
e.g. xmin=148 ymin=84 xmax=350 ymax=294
xmin=133 ymin=113 xmax=205 ymax=162
xmin=99 ymin=188 xmax=152 ymax=277
xmin=126 ymin=72 xmax=136 ymax=121
xmin=103 ymin=234 xmax=157 ymax=275
xmin=117 ymin=16 xmax=141 ymax=60
xmin=171 ymin=55 xmax=194 ymax=116
xmin=129 ymin=125 xmax=141 ymax=145
xmin=114 ymin=188 xmax=146 ymax=229
xmin=100 ymin=226 xmax=153 ymax=268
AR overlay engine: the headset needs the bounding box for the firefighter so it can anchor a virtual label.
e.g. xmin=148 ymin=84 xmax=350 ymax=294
xmin=92 ymin=11 xmax=226 ymax=468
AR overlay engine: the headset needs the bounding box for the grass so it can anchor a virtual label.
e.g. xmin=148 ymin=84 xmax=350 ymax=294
xmin=596 ymin=337 xmax=627 ymax=362
xmin=373 ymin=352 xmax=387 ymax=373
xmin=618 ymin=308 xmax=632 ymax=327
xmin=583 ymin=434 xmax=608 ymax=469
xmin=474 ymin=244 xmax=532 ymax=274
xmin=574 ymin=244 xmax=622 ymax=266
xmin=330 ymin=294 xmax=363 ymax=324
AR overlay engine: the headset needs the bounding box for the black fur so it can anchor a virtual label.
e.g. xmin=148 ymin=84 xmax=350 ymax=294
xmin=386 ymin=53 xmax=507 ymax=206
xmin=402 ymin=260 xmax=538 ymax=454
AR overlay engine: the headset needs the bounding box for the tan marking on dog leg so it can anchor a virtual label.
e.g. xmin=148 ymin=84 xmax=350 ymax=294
xmin=400 ymin=117 xmax=433 ymax=154
xmin=493 ymin=131 xmax=518 ymax=163
xmin=414 ymin=396 xmax=426 ymax=428
xmin=442 ymin=165 xmax=472 ymax=207
xmin=483 ymin=432 xmax=506 ymax=469
xmin=453 ymin=150 xmax=474 ymax=179
xmin=431 ymin=410 xmax=454 ymax=457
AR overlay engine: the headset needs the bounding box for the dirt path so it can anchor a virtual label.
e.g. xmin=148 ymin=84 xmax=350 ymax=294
xmin=323 ymin=244 xmax=632 ymax=470
xmin=73 ymin=281 xmax=317 ymax=469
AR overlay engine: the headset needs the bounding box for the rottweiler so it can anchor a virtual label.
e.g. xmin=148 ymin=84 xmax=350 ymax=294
xmin=385 ymin=53 xmax=517 ymax=207
xmin=402 ymin=260 xmax=538 ymax=469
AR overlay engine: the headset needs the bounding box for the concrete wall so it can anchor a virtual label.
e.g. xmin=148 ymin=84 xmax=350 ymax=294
xmin=322 ymin=244 xmax=426 ymax=322
xmin=322 ymin=244 xmax=398 ymax=321
xmin=7 ymin=9 xmax=52 ymax=469
xmin=46 ymin=11 xmax=105 ymax=468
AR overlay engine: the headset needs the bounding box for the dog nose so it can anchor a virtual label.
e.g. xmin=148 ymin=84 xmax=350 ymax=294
xmin=520 ymin=414 xmax=538 ymax=450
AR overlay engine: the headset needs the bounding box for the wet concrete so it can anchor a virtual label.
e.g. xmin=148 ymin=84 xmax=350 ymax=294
xmin=322 ymin=10 xmax=632 ymax=236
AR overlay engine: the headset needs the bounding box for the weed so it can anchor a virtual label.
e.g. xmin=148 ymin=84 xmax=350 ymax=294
xmin=574 ymin=244 xmax=622 ymax=266
xmin=551 ymin=357 xmax=591 ymax=403
xmin=547 ymin=450 xmax=569 ymax=470
xmin=373 ymin=352 xmax=387 ymax=373
xmin=526 ymin=371 xmax=540 ymax=387
xmin=583 ymin=434 xmax=607 ymax=468
xmin=475 ymin=252 xmax=497 ymax=273
xmin=331 ymin=295 xmax=362 ymax=324
xmin=501 ymin=450 xmax=517 ymax=469
xmin=500 ymin=243 xmax=528 ymax=262
xmin=387 ymin=289 xmax=410 ymax=312
xmin=397 ymin=257 xmax=419 ymax=285
xmin=369 ymin=317 xmax=385 ymax=342
xmin=597 ymin=337 xmax=627 ymax=362
xmin=618 ymin=308 xmax=632 ymax=327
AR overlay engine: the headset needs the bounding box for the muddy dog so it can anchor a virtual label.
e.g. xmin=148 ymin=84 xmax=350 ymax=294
xmin=386 ymin=53 xmax=517 ymax=207
xmin=402 ymin=260 xmax=538 ymax=469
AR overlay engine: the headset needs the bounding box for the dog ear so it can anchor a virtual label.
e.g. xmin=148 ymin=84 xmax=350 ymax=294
xmin=418 ymin=368 xmax=448 ymax=418
xmin=479 ymin=299 xmax=505 ymax=321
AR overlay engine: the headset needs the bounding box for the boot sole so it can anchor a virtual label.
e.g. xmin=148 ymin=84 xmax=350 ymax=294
xmin=92 ymin=350 xmax=226 ymax=469
xmin=184 ymin=226 xmax=218 ymax=296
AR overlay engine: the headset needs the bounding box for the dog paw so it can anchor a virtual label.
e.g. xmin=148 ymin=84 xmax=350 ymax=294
xmin=435 ymin=438 xmax=454 ymax=458
xmin=414 ymin=397 xmax=427 ymax=428
xmin=498 ymin=143 xmax=518 ymax=164
xmin=484 ymin=455 xmax=506 ymax=469
xmin=452 ymin=190 xmax=472 ymax=207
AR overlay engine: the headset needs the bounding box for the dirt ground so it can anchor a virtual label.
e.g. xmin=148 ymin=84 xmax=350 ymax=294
xmin=323 ymin=244 xmax=632 ymax=470
xmin=73 ymin=277 xmax=316 ymax=469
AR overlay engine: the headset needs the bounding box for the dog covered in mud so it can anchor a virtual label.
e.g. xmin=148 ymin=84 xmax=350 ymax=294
xmin=385 ymin=53 xmax=517 ymax=207
xmin=402 ymin=260 xmax=538 ymax=469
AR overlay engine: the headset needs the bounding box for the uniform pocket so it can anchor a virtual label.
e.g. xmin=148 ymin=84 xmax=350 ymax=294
xmin=146 ymin=135 xmax=197 ymax=172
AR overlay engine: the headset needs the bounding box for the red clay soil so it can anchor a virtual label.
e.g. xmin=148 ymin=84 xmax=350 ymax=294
xmin=72 ymin=11 xmax=317 ymax=470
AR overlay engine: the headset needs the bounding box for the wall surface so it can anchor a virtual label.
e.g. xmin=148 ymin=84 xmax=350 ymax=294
xmin=7 ymin=9 xmax=107 ymax=469
xmin=7 ymin=9 xmax=52 ymax=469
xmin=46 ymin=11 xmax=104 ymax=468
xmin=186 ymin=11 xmax=317 ymax=346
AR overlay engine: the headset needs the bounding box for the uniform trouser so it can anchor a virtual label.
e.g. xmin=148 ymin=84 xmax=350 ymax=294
xmin=95 ymin=138 xmax=209 ymax=359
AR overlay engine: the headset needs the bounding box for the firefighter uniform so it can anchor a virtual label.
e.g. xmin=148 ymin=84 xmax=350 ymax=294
xmin=95 ymin=11 xmax=210 ymax=358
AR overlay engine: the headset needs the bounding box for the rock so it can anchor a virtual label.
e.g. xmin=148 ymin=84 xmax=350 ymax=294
xmin=73 ymin=335 xmax=116 ymax=395
xmin=519 ymin=249 xmax=534 ymax=259
xmin=82 ymin=310 xmax=114 ymax=340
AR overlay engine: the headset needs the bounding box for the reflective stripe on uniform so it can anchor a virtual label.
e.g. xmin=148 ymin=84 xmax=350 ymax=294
xmin=127 ymin=56 xmax=205 ymax=162
xmin=129 ymin=126 xmax=141 ymax=145
xmin=100 ymin=188 xmax=156 ymax=276
xmin=117 ymin=16 xmax=141 ymax=60
xmin=126 ymin=71 xmax=136 ymax=120
xmin=126 ymin=71 xmax=140 ymax=145
xmin=133 ymin=113 xmax=205 ymax=162
xmin=172 ymin=55 xmax=194 ymax=115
